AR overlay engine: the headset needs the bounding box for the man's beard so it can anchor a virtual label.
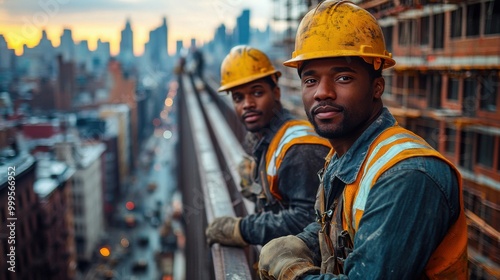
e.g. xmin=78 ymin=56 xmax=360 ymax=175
xmin=306 ymin=109 xmax=347 ymax=139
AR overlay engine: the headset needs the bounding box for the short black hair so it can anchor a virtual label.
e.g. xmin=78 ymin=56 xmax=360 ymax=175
xmin=262 ymin=74 xmax=279 ymax=89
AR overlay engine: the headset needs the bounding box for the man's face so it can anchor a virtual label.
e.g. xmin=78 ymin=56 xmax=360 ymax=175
xmin=230 ymin=78 xmax=280 ymax=133
xmin=300 ymin=57 xmax=383 ymax=140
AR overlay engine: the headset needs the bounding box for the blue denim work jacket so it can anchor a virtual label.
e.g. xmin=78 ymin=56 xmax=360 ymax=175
xmin=298 ymin=107 xmax=460 ymax=279
xmin=240 ymin=109 xmax=330 ymax=245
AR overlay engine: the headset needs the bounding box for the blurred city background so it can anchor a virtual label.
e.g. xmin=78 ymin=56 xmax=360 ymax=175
xmin=0 ymin=0 xmax=499 ymax=279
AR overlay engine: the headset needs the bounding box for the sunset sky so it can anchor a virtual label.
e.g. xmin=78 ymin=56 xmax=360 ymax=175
xmin=0 ymin=0 xmax=273 ymax=56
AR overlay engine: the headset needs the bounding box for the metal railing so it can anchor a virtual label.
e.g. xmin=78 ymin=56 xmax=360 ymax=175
xmin=176 ymin=73 xmax=259 ymax=279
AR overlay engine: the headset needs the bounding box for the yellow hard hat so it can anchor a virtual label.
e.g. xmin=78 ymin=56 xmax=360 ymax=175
xmin=284 ymin=0 xmax=395 ymax=70
xmin=218 ymin=45 xmax=281 ymax=92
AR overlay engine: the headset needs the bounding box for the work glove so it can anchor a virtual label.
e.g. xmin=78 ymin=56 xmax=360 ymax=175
xmin=205 ymin=216 xmax=248 ymax=247
xmin=237 ymin=155 xmax=261 ymax=202
xmin=259 ymin=235 xmax=320 ymax=280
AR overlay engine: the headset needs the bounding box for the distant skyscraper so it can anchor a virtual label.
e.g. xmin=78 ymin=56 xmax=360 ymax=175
xmin=161 ymin=17 xmax=169 ymax=55
xmin=176 ymin=40 xmax=184 ymax=57
xmin=37 ymin=30 xmax=54 ymax=54
xmin=0 ymin=35 xmax=15 ymax=90
xmin=144 ymin=17 xmax=169 ymax=70
xmin=119 ymin=18 xmax=135 ymax=65
xmin=75 ymin=40 xmax=91 ymax=70
xmin=214 ymin=23 xmax=229 ymax=53
xmin=235 ymin=9 xmax=250 ymax=45
xmin=22 ymin=30 xmax=56 ymax=78
xmin=96 ymin=39 xmax=111 ymax=64
xmin=190 ymin=38 xmax=196 ymax=49
xmin=0 ymin=35 xmax=13 ymax=70
xmin=250 ymin=23 xmax=272 ymax=52
xmin=59 ymin=28 xmax=75 ymax=62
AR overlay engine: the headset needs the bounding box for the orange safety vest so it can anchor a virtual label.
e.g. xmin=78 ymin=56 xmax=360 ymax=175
xmin=318 ymin=125 xmax=468 ymax=279
xmin=263 ymin=119 xmax=331 ymax=203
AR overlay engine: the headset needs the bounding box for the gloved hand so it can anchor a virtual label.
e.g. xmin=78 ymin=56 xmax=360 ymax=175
xmin=238 ymin=155 xmax=260 ymax=202
xmin=205 ymin=216 xmax=248 ymax=247
xmin=259 ymin=235 xmax=320 ymax=280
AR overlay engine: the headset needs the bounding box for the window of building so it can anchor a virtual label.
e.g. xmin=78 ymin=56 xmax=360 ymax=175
xmin=416 ymin=119 xmax=439 ymax=149
xmin=411 ymin=19 xmax=418 ymax=45
xmin=408 ymin=74 xmax=415 ymax=93
xmin=445 ymin=127 xmax=456 ymax=154
xmin=400 ymin=0 xmax=414 ymax=5
xmin=460 ymin=131 xmax=474 ymax=170
xmin=398 ymin=21 xmax=410 ymax=46
xmin=479 ymin=73 xmax=498 ymax=112
xmin=76 ymin=237 xmax=85 ymax=255
xmin=420 ymin=16 xmax=430 ymax=45
xmin=463 ymin=189 xmax=483 ymax=217
xmin=463 ymin=77 xmax=477 ymax=115
xmin=429 ymin=73 xmax=442 ymax=108
xmin=382 ymin=26 xmax=393 ymax=53
xmin=484 ymin=234 xmax=499 ymax=263
xmin=418 ymin=74 xmax=427 ymax=98
xmin=396 ymin=74 xmax=404 ymax=89
xmin=466 ymin=2 xmax=481 ymax=37
xmin=476 ymin=133 xmax=494 ymax=168
xmin=485 ymin=0 xmax=500 ymax=35
xmin=384 ymin=74 xmax=393 ymax=96
xmin=432 ymin=13 xmax=444 ymax=49
xmin=447 ymin=77 xmax=460 ymax=100
xmin=397 ymin=19 xmax=418 ymax=46
xmin=483 ymin=202 xmax=493 ymax=224
xmin=451 ymin=6 xmax=463 ymax=38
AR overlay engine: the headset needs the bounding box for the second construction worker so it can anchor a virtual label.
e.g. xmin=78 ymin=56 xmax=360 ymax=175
xmin=205 ymin=45 xmax=331 ymax=247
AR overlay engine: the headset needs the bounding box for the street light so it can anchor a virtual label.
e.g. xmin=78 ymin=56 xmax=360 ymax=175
xmin=99 ymin=246 xmax=111 ymax=258
xmin=125 ymin=201 xmax=135 ymax=211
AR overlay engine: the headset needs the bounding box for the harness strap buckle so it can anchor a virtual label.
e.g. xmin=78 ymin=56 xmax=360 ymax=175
xmin=336 ymin=230 xmax=354 ymax=263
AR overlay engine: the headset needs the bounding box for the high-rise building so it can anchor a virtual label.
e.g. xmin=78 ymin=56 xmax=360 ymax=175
xmin=59 ymin=28 xmax=75 ymax=62
xmin=0 ymin=35 xmax=13 ymax=70
xmin=175 ymin=40 xmax=184 ymax=58
xmin=20 ymin=30 xmax=56 ymax=78
xmin=144 ymin=17 xmax=169 ymax=70
xmin=0 ymin=35 xmax=15 ymax=90
xmin=75 ymin=40 xmax=91 ymax=70
xmin=235 ymin=9 xmax=250 ymax=45
xmin=119 ymin=18 xmax=135 ymax=66
xmin=95 ymin=39 xmax=111 ymax=75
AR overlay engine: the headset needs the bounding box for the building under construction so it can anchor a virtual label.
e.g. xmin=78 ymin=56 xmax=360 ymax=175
xmin=271 ymin=0 xmax=500 ymax=278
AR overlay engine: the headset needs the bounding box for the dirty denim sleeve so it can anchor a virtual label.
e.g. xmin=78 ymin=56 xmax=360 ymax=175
xmin=297 ymin=221 xmax=322 ymax=264
xmin=239 ymin=144 xmax=330 ymax=245
xmin=301 ymin=157 xmax=460 ymax=280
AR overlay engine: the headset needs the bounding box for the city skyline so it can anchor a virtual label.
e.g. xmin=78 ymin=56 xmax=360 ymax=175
xmin=0 ymin=0 xmax=272 ymax=56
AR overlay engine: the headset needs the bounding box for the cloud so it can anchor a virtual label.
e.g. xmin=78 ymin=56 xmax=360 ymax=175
xmin=0 ymin=0 xmax=271 ymax=26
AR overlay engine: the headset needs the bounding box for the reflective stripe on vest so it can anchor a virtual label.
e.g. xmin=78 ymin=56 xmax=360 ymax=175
xmin=267 ymin=124 xmax=315 ymax=176
xmin=352 ymin=133 xmax=432 ymax=226
xmin=265 ymin=120 xmax=331 ymax=201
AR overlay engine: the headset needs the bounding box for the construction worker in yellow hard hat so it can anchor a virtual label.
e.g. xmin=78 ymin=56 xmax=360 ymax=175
xmin=205 ymin=45 xmax=331 ymax=247
xmin=258 ymin=1 xmax=468 ymax=279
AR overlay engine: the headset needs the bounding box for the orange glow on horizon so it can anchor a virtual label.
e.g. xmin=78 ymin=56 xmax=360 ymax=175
xmin=0 ymin=23 xmax=210 ymax=57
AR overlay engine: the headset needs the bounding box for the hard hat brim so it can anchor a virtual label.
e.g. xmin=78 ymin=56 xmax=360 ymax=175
xmin=283 ymin=52 xmax=396 ymax=69
xmin=218 ymin=70 xmax=282 ymax=93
